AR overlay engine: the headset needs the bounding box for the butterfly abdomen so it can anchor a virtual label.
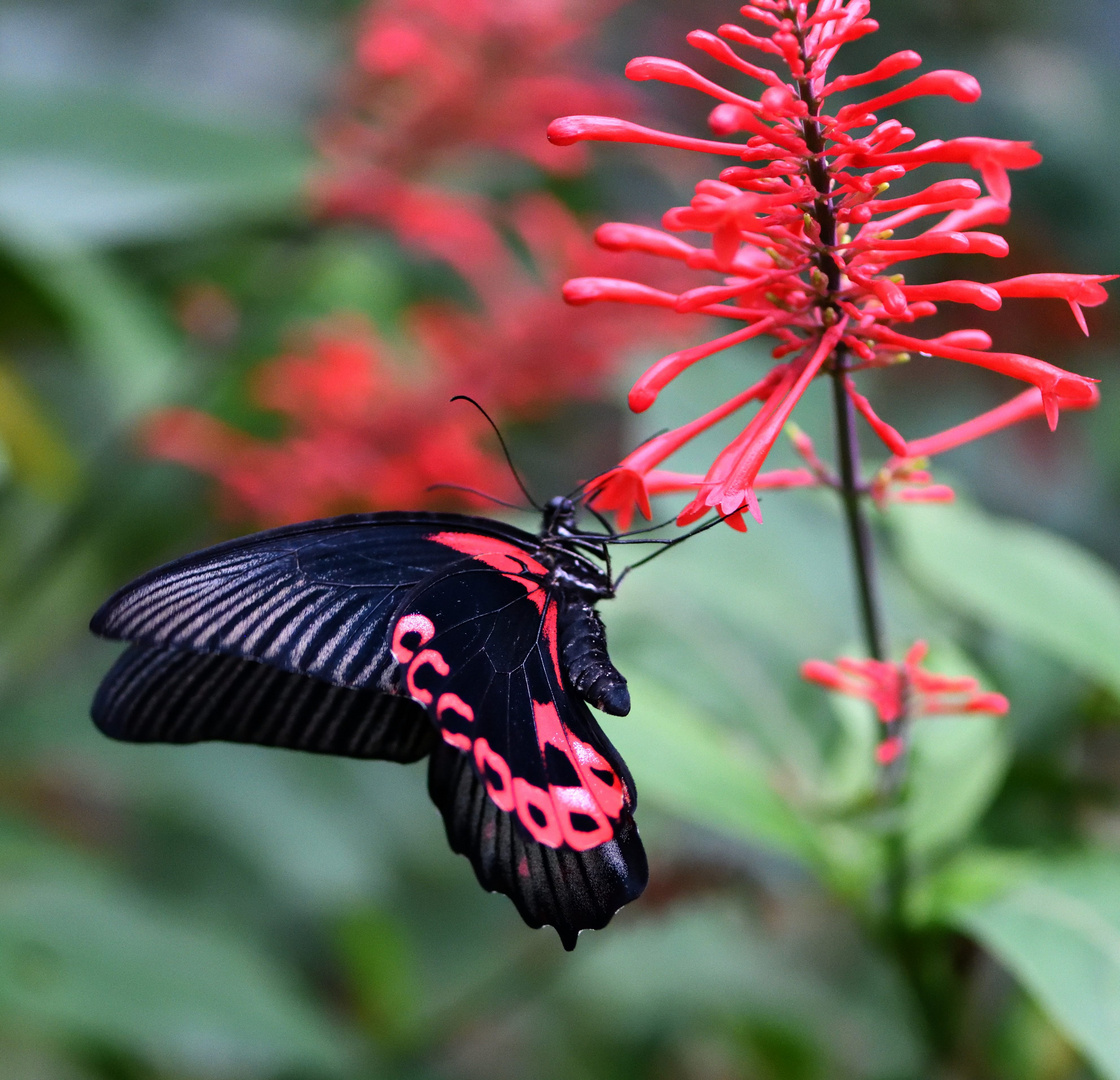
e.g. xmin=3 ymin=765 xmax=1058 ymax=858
xmin=559 ymin=600 xmax=630 ymax=717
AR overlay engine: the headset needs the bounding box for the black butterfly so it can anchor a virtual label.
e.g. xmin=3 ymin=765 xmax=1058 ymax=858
xmin=90 ymin=495 xmax=652 ymax=949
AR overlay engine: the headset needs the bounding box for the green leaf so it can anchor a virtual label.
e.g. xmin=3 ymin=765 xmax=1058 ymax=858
xmin=559 ymin=902 xmax=923 ymax=1079
xmin=901 ymin=641 xmax=1011 ymax=857
xmin=909 ymin=847 xmax=1036 ymax=926
xmin=891 ymin=498 xmax=1120 ymax=699
xmin=0 ymin=84 xmax=312 ymax=249
xmin=0 ymin=857 xmax=350 ymax=1075
xmin=952 ymin=853 xmax=1120 ymax=1080
xmin=905 ymin=713 xmax=1010 ymax=856
xmin=6 ymin=242 xmax=185 ymax=426
xmin=0 ymin=358 xmax=79 ymax=501
xmin=335 ymin=907 xmax=422 ymax=1047
xmin=608 ymin=674 xmax=820 ymax=864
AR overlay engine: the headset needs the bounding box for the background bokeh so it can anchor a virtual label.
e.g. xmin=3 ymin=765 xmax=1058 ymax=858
xmin=0 ymin=1 xmax=1119 ymax=1078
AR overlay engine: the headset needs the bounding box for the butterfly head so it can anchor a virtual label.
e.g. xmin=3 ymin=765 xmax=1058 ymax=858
xmin=541 ymin=495 xmax=580 ymax=537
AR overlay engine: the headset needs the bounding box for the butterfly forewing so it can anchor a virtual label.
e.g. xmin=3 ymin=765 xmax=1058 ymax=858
xmin=92 ymin=513 xmax=542 ymax=689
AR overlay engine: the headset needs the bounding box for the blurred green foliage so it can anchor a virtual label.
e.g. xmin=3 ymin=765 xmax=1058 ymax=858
xmin=0 ymin=1 xmax=1118 ymax=1078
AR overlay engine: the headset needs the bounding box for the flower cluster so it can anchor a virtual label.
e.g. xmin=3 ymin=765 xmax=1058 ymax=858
xmin=802 ymin=641 xmax=1009 ymax=764
xmin=314 ymin=0 xmax=631 ymax=291
xmin=548 ymin=0 xmax=1112 ymax=529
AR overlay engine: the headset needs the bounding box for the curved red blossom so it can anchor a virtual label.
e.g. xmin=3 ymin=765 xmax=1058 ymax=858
xmin=554 ymin=0 xmax=1111 ymax=528
xmin=802 ymin=641 xmax=1009 ymax=763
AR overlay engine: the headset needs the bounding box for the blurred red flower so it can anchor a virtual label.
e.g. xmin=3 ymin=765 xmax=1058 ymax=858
xmin=549 ymin=0 xmax=1112 ymax=529
xmin=314 ymin=0 xmax=633 ymax=290
xmin=147 ymin=0 xmax=691 ymax=525
xmin=145 ymin=325 xmax=514 ymax=526
xmin=147 ymin=197 xmax=686 ymax=523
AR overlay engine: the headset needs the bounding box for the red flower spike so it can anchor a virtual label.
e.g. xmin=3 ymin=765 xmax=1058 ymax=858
xmin=552 ymin=1 xmax=1109 ymax=534
xmin=147 ymin=194 xmax=690 ymax=524
xmin=801 ymin=640 xmax=1009 ymax=730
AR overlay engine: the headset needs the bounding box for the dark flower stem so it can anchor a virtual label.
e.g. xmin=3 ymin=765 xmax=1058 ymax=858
xmin=828 ymin=357 xmax=886 ymax=662
xmin=790 ymin=15 xmax=951 ymax=1060
xmin=793 ymin=42 xmax=886 ymax=667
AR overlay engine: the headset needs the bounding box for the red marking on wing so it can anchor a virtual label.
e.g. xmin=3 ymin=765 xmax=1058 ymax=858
xmin=530 ymin=700 xmax=625 ymax=846
xmin=393 ymin=599 xmax=625 ymax=854
xmin=428 ymin=531 xmax=548 ymax=577
xmin=392 ymin=613 xmax=435 ymax=663
xmin=407 ymin=647 xmax=449 ymax=704
xmin=542 ymin=600 xmax=563 ymax=682
xmin=437 ymin=692 xmax=474 ymax=724
xmin=442 ymin=731 xmax=472 ymax=751
xmin=474 ymin=738 xmax=515 ymax=812
xmin=570 ymin=735 xmax=627 ymax=818
xmin=551 ymin=784 xmax=613 ymax=850
xmin=513 ymin=776 xmax=564 ymax=847
xmin=503 ymin=573 xmax=546 ymax=613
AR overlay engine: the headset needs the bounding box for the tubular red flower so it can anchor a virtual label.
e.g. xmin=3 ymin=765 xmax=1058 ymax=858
xmin=988 ymin=273 xmax=1118 ymax=335
xmin=835 ymin=70 xmax=981 ymax=124
xmin=679 ymin=322 xmax=846 ymax=524
xmin=589 ymin=370 xmax=788 ymax=528
xmin=867 ymin=326 xmax=1099 ymax=429
xmin=686 ymin=30 xmax=786 ymax=88
xmin=801 ymin=640 xmax=1009 ymax=725
xmin=897 ymin=384 xmax=1100 ymax=461
xmin=821 ymin=50 xmax=921 ymax=95
xmin=547 ymin=115 xmax=755 ymax=155
xmin=629 ymin=318 xmax=779 ymax=411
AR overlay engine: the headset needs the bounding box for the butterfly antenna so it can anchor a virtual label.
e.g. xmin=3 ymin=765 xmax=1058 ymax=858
xmin=425 ymin=484 xmax=526 ymax=512
xmin=613 ymin=512 xmax=731 ymax=586
xmin=450 ymin=395 xmax=541 ymax=511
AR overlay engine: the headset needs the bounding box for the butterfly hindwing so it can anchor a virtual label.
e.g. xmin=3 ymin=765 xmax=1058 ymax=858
xmin=387 ymin=549 xmax=647 ymax=947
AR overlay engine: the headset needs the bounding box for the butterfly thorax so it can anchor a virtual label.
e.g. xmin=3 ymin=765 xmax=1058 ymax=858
xmin=537 ymin=496 xmax=614 ymax=602
xmin=529 ymin=497 xmax=628 ymax=716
